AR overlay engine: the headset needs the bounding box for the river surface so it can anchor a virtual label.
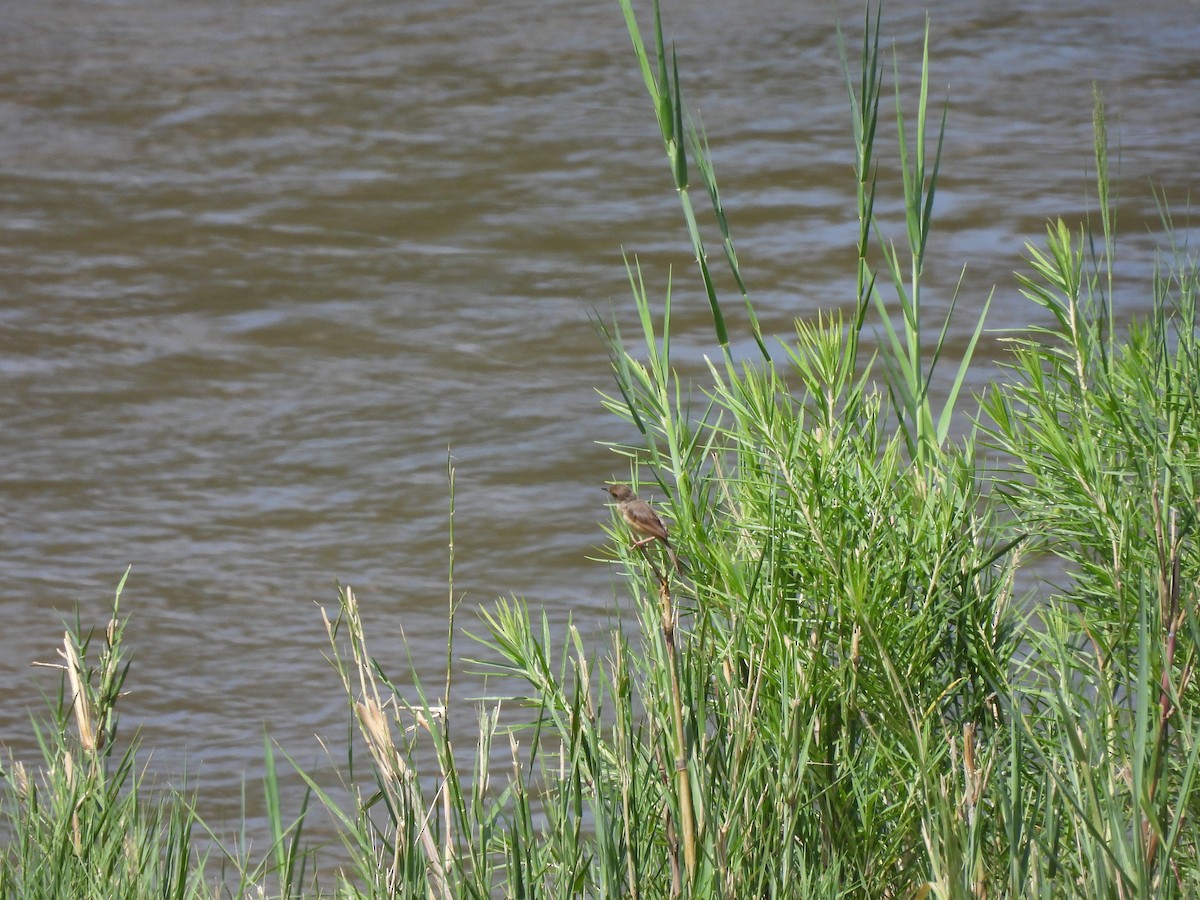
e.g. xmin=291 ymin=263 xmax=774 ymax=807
xmin=2 ymin=0 xmax=1197 ymax=869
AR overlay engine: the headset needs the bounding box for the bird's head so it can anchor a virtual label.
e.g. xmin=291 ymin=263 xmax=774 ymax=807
xmin=605 ymin=484 xmax=635 ymax=502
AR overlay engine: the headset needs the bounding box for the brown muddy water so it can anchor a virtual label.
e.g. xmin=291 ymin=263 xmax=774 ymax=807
xmin=2 ymin=0 xmax=1198 ymax=864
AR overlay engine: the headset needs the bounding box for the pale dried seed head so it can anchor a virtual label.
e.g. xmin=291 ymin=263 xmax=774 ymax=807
xmin=13 ymin=760 xmax=28 ymax=799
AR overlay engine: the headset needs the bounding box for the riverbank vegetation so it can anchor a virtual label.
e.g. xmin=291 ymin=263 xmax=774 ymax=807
xmin=4 ymin=2 xmax=1198 ymax=896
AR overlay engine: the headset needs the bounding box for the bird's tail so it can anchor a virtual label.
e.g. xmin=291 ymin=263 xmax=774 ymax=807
xmin=665 ymin=542 xmax=684 ymax=574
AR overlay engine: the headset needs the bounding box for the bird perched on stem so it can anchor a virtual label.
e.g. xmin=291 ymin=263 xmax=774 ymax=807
xmin=605 ymin=483 xmax=681 ymax=572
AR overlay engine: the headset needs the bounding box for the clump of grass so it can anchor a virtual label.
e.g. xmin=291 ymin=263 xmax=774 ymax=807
xmin=975 ymin=91 xmax=1200 ymax=896
xmin=0 ymin=570 xmax=208 ymax=898
xmin=297 ymin=3 xmax=1196 ymax=896
xmin=0 ymin=571 xmax=318 ymax=899
xmin=300 ymin=3 xmax=1196 ymax=897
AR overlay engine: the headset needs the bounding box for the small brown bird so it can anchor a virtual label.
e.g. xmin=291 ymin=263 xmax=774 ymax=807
xmin=606 ymin=484 xmax=681 ymax=572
